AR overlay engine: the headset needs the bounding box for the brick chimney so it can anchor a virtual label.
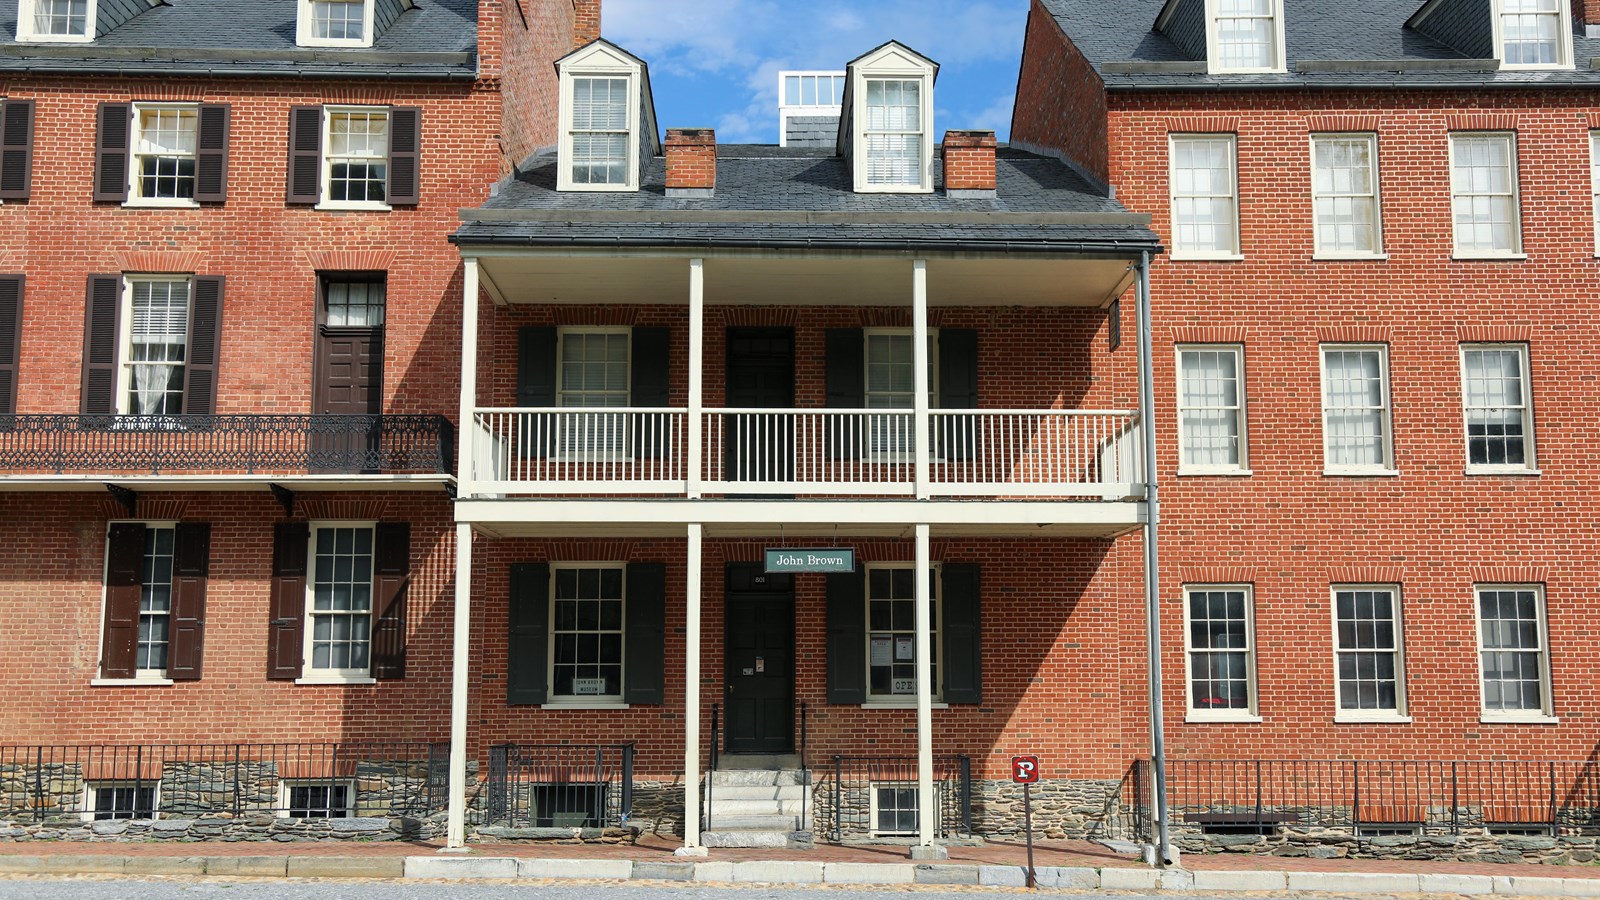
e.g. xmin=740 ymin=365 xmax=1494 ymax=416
xmin=574 ymin=0 xmax=601 ymax=48
xmin=665 ymin=128 xmax=717 ymax=198
xmin=943 ymin=130 xmax=998 ymax=198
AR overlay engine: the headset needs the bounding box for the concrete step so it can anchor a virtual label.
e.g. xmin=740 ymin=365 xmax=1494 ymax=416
xmin=705 ymin=798 xmax=805 ymax=816
xmin=700 ymin=830 xmax=814 ymax=850
xmin=708 ymin=784 xmax=808 ymax=801
xmin=717 ymin=754 xmax=801 ymax=770
xmin=709 ymin=768 xmax=810 ymax=786
xmin=704 ymin=814 xmax=805 ymax=831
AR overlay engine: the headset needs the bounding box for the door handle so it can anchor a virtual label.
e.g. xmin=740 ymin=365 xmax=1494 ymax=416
xmin=725 ymin=683 xmax=734 ymax=693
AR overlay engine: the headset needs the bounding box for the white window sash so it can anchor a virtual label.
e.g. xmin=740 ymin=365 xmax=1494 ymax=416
xmin=1175 ymin=344 xmax=1247 ymax=473
xmin=1183 ymin=584 xmax=1257 ymax=720
xmin=115 ymin=277 xmax=191 ymax=418
xmin=863 ymin=563 xmax=942 ymax=702
xmin=1590 ymin=131 xmax=1600 ymax=254
xmin=296 ymin=0 xmax=373 ymax=48
xmin=1460 ymin=343 xmax=1536 ymax=471
xmin=546 ymin=563 xmax=627 ymax=703
xmin=1474 ymin=584 xmax=1553 ymax=719
xmin=1205 ymin=0 xmax=1285 ymax=73
xmin=1310 ymin=133 xmax=1383 ymax=257
xmin=1493 ymin=0 xmax=1572 ymax=69
xmin=1169 ymin=134 xmax=1240 ymax=258
xmin=319 ymin=107 xmax=390 ymax=210
xmin=1448 ymin=132 xmax=1523 ymax=257
xmin=558 ymin=60 xmax=639 ymax=192
xmin=554 ymin=327 xmax=632 ymax=461
xmin=16 ymin=0 xmax=96 ymax=42
xmin=1319 ymin=344 xmax=1394 ymax=473
xmin=1329 ymin=585 xmax=1407 ymax=718
xmin=302 ymin=522 xmax=378 ymax=678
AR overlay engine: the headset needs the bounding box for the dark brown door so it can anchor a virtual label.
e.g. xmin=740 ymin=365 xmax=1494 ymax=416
xmin=725 ymin=327 xmax=795 ymax=485
xmin=312 ymin=277 xmax=386 ymax=472
xmin=315 ymin=328 xmax=383 ymax=415
xmin=723 ymin=564 xmax=794 ymax=754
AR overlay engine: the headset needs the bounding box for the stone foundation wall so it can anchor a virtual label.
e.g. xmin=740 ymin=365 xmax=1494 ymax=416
xmin=1176 ymin=828 xmax=1600 ymax=865
xmin=807 ymin=776 xmax=1132 ymax=842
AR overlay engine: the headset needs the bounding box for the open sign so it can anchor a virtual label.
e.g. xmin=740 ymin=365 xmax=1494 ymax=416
xmin=1011 ymin=755 xmax=1040 ymax=784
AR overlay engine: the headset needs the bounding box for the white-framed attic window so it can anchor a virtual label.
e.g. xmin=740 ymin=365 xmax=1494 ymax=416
xmin=556 ymin=41 xmax=645 ymax=192
xmin=297 ymin=0 xmax=376 ymax=49
xmin=1204 ymin=0 xmax=1287 ymax=74
xmin=15 ymin=0 xmax=97 ymax=43
xmin=845 ymin=42 xmax=937 ymax=194
xmin=1492 ymin=0 xmax=1574 ymax=70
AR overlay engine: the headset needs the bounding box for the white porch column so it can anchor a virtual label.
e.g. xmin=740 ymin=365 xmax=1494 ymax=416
xmin=688 ymin=259 xmax=705 ymax=499
xmin=913 ymin=522 xmax=938 ymax=851
xmin=458 ymin=258 xmax=481 ymax=497
xmin=912 ymin=260 xmax=930 ymax=499
xmin=676 ymin=522 xmax=709 ymax=855
xmin=445 ymin=523 xmax=473 ymax=849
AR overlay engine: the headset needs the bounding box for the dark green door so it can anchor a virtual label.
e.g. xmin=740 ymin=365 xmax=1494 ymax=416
xmin=723 ymin=565 xmax=794 ymax=754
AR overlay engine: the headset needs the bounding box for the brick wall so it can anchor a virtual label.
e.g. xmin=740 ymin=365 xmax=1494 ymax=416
xmin=496 ymin=0 xmax=574 ymax=170
xmin=1009 ymin=0 xmax=1110 ymax=186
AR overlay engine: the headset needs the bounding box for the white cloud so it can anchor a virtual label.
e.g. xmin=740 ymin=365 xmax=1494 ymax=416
xmin=967 ymin=92 xmax=1018 ymax=139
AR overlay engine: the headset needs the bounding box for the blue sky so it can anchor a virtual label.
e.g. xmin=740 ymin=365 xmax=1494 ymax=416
xmin=604 ymin=1 xmax=1032 ymax=145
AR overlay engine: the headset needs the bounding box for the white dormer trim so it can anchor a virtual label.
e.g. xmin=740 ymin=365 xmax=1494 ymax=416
xmin=847 ymin=42 xmax=937 ymax=195
xmin=1491 ymin=0 xmax=1574 ymax=70
xmin=1203 ymin=0 xmax=1287 ymax=75
xmin=556 ymin=41 xmax=644 ymax=193
xmin=15 ymin=0 xmax=98 ymax=43
xmin=297 ymin=0 xmax=376 ymax=49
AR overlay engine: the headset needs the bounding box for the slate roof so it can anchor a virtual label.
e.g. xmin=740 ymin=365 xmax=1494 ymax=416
xmin=0 ymin=0 xmax=477 ymax=78
xmin=1040 ymin=0 xmax=1600 ymax=89
xmin=453 ymin=146 xmax=1160 ymax=254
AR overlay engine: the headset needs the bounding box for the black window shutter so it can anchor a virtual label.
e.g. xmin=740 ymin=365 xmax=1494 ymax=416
xmin=630 ymin=326 xmax=670 ymax=459
xmin=183 ymin=276 xmax=224 ymax=415
xmin=0 ymin=99 xmax=35 ymax=200
xmin=286 ymin=106 xmax=322 ymax=205
xmin=624 ymin=562 xmax=666 ymax=705
xmin=81 ymin=275 xmax=121 ymax=416
xmin=937 ymin=328 xmax=979 ymax=460
xmin=93 ymin=102 xmax=131 ymax=203
xmin=941 ymin=563 xmax=982 ymax=704
xmin=516 ymin=326 xmax=557 ymax=458
xmin=101 ymin=523 xmax=147 ymax=679
xmin=193 ymin=104 xmax=230 ymax=203
xmin=267 ymin=521 xmax=310 ymax=680
xmin=371 ymin=522 xmax=410 ymax=680
xmin=825 ymin=328 xmax=864 ymax=460
xmin=386 ymin=106 xmax=421 ymax=206
xmin=166 ymin=522 xmax=211 ymax=681
xmin=506 ymin=563 xmax=550 ymax=706
xmin=0 ymin=275 xmax=22 ymax=416
xmin=825 ymin=569 xmax=867 ymax=704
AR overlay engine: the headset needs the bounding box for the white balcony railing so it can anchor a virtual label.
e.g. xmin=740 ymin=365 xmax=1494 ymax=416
xmin=470 ymin=408 xmax=1142 ymax=499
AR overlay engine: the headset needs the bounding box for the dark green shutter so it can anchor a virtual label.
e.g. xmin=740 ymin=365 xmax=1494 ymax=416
xmin=183 ymin=276 xmax=224 ymax=415
xmin=286 ymin=106 xmax=322 ymax=205
xmin=825 ymin=569 xmax=867 ymax=704
xmin=0 ymin=99 xmax=34 ymax=201
xmin=941 ymin=563 xmax=982 ymax=704
xmin=193 ymin=104 xmax=230 ymax=203
xmin=630 ymin=326 xmax=670 ymax=459
xmin=81 ymin=275 xmax=121 ymax=416
xmin=516 ymin=327 xmax=557 ymax=459
xmin=624 ymin=562 xmax=666 ymax=705
xmin=825 ymin=328 xmax=864 ymax=460
xmin=386 ymin=106 xmax=421 ymax=206
xmin=166 ymin=522 xmax=211 ymax=681
xmin=506 ymin=563 xmax=550 ymax=705
xmin=937 ymin=329 xmax=978 ymax=460
xmin=370 ymin=522 xmax=410 ymax=680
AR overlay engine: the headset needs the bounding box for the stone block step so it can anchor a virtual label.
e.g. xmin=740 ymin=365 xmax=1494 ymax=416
xmin=717 ymin=754 xmax=801 ymax=770
xmin=705 ymin=798 xmax=805 ymax=816
xmin=701 ymin=830 xmax=815 ymax=850
xmin=708 ymin=784 xmax=808 ymax=801
xmin=709 ymin=769 xmax=810 ymax=786
xmin=703 ymin=814 xmax=805 ymax=831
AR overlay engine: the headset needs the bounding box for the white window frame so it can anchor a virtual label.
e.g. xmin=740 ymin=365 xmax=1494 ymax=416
xmin=125 ymin=103 xmax=200 ymax=209
xmin=863 ymin=563 xmax=943 ymax=705
xmin=1589 ymin=131 xmax=1600 ymax=255
xmin=1204 ymin=0 xmax=1287 ymax=74
xmin=556 ymin=43 xmax=642 ymax=193
xmin=81 ymin=781 xmax=160 ymax=822
xmin=296 ymin=0 xmax=374 ymax=49
xmin=319 ymin=106 xmax=391 ymax=212
xmin=1183 ymin=584 xmax=1259 ymax=722
xmin=778 ymin=70 xmax=847 ymax=147
xmin=1491 ymin=0 xmax=1574 ymax=70
xmin=545 ymin=562 xmax=627 ymax=707
xmin=277 ymin=779 xmax=356 ymax=818
xmin=554 ymin=326 xmax=632 ymax=462
xmin=862 ymin=327 xmax=938 ymax=463
xmin=848 ymin=44 xmax=936 ymax=194
xmin=1319 ymin=343 xmax=1396 ymax=476
xmin=1474 ymin=584 xmax=1556 ymax=723
xmin=1448 ymin=132 xmax=1524 ymax=259
xmin=1168 ymin=134 xmax=1241 ymax=260
xmin=1329 ymin=585 xmax=1410 ymax=723
xmin=868 ymin=782 xmax=921 ymax=836
xmin=298 ymin=521 xmax=378 ymax=685
xmin=1460 ymin=343 xmax=1537 ymax=474
xmin=1175 ymin=344 xmax=1249 ymax=475
xmin=15 ymin=0 xmax=97 ymax=43
xmin=114 ymin=276 xmax=192 ymax=417
xmin=1310 ymin=132 xmax=1385 ymax=259
xmin=93 ymin=520 xmax=178 ymax=687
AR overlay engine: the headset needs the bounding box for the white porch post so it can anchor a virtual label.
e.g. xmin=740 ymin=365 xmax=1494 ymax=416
xmin=912 ymin=260 xmax=930 ymax=499
xmin=676 ymin=522 xmax=709 ymax=855
xmin=444 ymin=257 xmax=483 ymax=852
xmin=688 ymin=259 xmax=705 ymax=499
xmin=458 ymin=258 xmax=480 ymax=497
xmin=913 ymin=522 xmax=939 ymax=853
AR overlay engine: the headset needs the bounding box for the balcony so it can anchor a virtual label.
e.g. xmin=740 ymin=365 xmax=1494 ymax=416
xmin=469 ymin=408 xmax=1141 ymax=500
xmin=0 ymin=414 xmax=454 ymax=479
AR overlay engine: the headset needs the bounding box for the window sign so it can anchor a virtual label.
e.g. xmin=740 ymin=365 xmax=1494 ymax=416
xmin=571 ymin=678 xmax=607 ymax=695
xmin=892 ymin=678 xmax=916 ymax=695
xmin=895 ymin=636 xmax=914 ymax=661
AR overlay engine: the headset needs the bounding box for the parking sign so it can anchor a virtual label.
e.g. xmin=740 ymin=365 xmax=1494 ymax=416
xmin=1011 ymin=755 xmax=1040 ymax=784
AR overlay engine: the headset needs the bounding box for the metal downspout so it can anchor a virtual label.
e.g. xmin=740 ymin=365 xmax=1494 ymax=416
xmin=1136 ymin=251 xmax=1173 ymax=866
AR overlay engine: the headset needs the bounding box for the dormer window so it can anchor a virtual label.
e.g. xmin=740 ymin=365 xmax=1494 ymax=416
xmin=1494 ymin=0 xmax=1573 ymax=69
xmin=1206 ymin=0 xmax=1285 ymax=73
xmin=844 ymin=42 xmax=937 ymax=194
xmin=556 ymin=41 xmax=648 ymax=192
xmin=297 ymin=0 xmax=374 ymax=48
xmin=16 ymin=0 xmax=96 ymax=43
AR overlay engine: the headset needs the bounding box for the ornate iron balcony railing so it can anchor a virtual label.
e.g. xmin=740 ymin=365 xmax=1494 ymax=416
xmin=0 ymin=414 xmax=453 ymax=477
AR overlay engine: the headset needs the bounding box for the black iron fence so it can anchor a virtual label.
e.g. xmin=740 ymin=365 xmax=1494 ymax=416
xmin=1143 ymin=759 xmax=1600 ymax=837
xmin=0 ymin=414 xmax=453 ymax=475
xmin=828 ymin=755 xmax=972 ymax=841
xmin=0 ymin=742 xmax=446 ymax=821
xmin=483 ymin=744 xmax=634 ymax=830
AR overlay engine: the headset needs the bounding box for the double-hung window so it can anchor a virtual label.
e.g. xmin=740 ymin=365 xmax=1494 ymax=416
xmin=1494 ymin=0 xmax=1572 ymax=69
xmin=1320 ymin=344 xmax=1394 ymax=474
xmin=1176 ymin=345 xmax=1247 ymax=473
xmin=556 ymin=328 xmax=630 ymax=458
xmin=306 ymin=524 xmax=375 ymax=677
xmin=297 ymin=0 xmax=373 ymax=48
xmin=1476 ymin=585 xmax=1553 ymax=720
xmin=550 ymin=565 xmax=625 ymax=701
xmin=863 ymin=79 xmax=923 ymax=187
xmin=16 ymin=0 xmax=94 ymax=42
xmin=1311 ymin=133 xmax=1383 ymax=257
xmin=99 ymin=523 xmax=176 ymax=680
xmin=1169 ymin=135 xmax=1239 ymax=258
xmin=846 ymin=42 xmax=936 ymax=193
xmin=1332 ymin=586 xmax=1407 ymax=720
xmin=1185 ymin=585 xmax=1256 ymax=719
xmin=555 ymin=42 xmax=643 ymax=192
xmin=324 ymin=108 xmax=389 ymax=207
xmin=1592 ymin=132 xmax=1600 ymax=253
xmin=1461 ymin=344 xmax=1535 ymax=472
xmin=569 ymin=78 xmax=630 ymax=186
xmin=866 ymin=565 xmax=940 ymax=701
xmin=1207 ymin=0 xmax=1285 ymax=73
xmin=1449 ymin=133 xmax=1522 ymax=257
xmin=130 ymin=105 xmax=197 ymax=205
xmin=863 ymin=329 xmax=936 ymax=458
xmin=119 ymin=278 xmax=189 ymax=417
